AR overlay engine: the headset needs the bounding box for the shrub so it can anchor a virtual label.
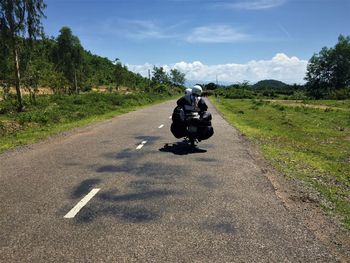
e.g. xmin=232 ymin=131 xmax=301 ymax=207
xmin=252 ymin=99 xmax=264 ymax=106
xmin=272 ymin=104 xmax=286 ymax=111
xmin=73 ymin=97 xmax=84 ymax=105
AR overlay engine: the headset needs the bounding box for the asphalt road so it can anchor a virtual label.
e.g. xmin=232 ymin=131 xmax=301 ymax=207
xmin=0 ymin=99 xmax=336 ymax=262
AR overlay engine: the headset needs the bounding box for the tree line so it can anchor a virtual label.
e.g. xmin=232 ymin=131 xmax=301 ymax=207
xmin=0 ymin=0 xmax=185 ymax=111
xmin=1 ymin=0 xmax=349 ymax=112
xmin=203 ymin=35 xmax=350 ymax=100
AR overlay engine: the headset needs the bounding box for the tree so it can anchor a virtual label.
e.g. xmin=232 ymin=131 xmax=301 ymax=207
xmin=114 ymin=62 xmax=125 ymax=90
xmin=47 ymin=70 xmax=68 ymax=94
xmin=332 ymin=35 xmax=350 ymax=89
xmin=170 ymin=68 xmax=185 ymax=86
xmin=205 ymin=82 xmax=218 ymax=90
xmin=53 ymin=27 xmax=84 ymax=94
xmin=22 ymin=60 xmax=39 ymax=103
xmin=0 ymin=31 xmax=11 ymax=100
xmin=152 ymin=66 xmax=169 ymax=84
xmin=305 ymin=47 xmax=333 ymax=98
xmin=0 ymin=0 xmax=46 ymax=110
xmin=305 ymin=35 xmax=350 ymax=98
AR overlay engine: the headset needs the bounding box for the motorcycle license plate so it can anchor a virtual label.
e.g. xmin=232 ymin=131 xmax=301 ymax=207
xmin=188 ymin=126 xmax=197 ymax=133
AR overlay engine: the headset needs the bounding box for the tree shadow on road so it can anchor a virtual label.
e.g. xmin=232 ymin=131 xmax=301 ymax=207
xmin=71 ymin=178 xmax=102 ymax=198
xmin=134 ymin=135 xmax=162 ymax=146
xmin=73 ymin=183 xmax=183 ymax=224
xmin=75 ymin=202 xmax=161 ymax=223
xmin=68 ymin=149 xmax=188 ymax=224
xmin=159 ymin=141 xmax=207 ymax=155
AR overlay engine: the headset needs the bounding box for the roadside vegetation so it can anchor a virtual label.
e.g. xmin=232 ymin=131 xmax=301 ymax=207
xmin=0 ymin=0 xmax=184 ymax=152
xmin=211 ymin=98 xmax=350 ymax=229
xmin=298 ymin=100 xmax=350 ymax=109
xmin=0 ymin=92 xmax=176 ymax=153
xmin=207 ymin=35 xmax=350 ymax=229
xmin=202 ymin=35 xmax=350 ymax=101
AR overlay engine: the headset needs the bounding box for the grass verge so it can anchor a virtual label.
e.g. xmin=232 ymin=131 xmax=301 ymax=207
xmin=0 ymin=92 xmax=177 ymax=153
xmin=211 ymin=97 xmax=350 ymax=229
xmin=266 ymin=99 xmax=350 ymax=111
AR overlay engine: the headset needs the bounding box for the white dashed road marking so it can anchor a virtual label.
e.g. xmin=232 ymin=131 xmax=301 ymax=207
xmin=158 ymin=124 xmax=164 ymax=129
xmin=64 ymin=188 xmax=100 ymax=219
xmin=136 ymin=141 xmax=147 ymax=150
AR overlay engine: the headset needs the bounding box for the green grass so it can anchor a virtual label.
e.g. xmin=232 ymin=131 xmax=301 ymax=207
xmin=0 ymin=92 xmax=177 ymax=153
xmin=301 ymin=99 xmax=350 ymax=109
xmin=268 ymin=99 xmax=350 ymax=111
xmin=211 ymin=97 xmax=350 ymax=229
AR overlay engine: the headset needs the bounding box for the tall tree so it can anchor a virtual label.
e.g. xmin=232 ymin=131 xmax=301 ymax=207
xmin=0 ymin=30 xmax=11 ymax=99
xmin=170 ymin=68 xmax=185 ymax=86
xmin=114 ymin=61 xmax=125 ymax=90
xmin=0 ymin=0 xmax=46 ymax=110
xmin=305 ymin=47 xmax=332 ymax=98
xmin=205 ymin=82 xmax=218 ymax=90
xmin=305 ymin=35 xmax=350 ymax=98
xmin=152 ymin=66 xmax=169 ymax=84
xmin=332 ymin=35 xmax=350 ymax=89
xmin=53 ymin=27 xmax=84 ymax=94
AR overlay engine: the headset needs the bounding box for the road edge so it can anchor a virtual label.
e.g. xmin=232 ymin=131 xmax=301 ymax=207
xmin=208 ymin=96 xmax=350 ymax=262
xmin=0 ymin=99 xmax=178 ymax=159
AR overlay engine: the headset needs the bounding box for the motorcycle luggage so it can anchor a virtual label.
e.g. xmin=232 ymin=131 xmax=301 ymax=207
xmin=199 ymin=120 xmax=212 ymax=126
xmin=198 ymin=126 xmax=214 ymax=140
xmin=171 ymin=122 xmax=187 ymax=138
xmin=188 ymin=125 xmax=198 ymax=134
xmin=200 ymin=112 xmax=212 ymax=121
xmin=172 ymin=106 xmax=185 ymax=123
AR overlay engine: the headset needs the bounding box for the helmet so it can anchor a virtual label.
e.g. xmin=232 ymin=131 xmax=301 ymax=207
xmin=185 ymin=88 xmax=192 ymax=95
xmin=192 ymin=84 xmax=202 ymax=96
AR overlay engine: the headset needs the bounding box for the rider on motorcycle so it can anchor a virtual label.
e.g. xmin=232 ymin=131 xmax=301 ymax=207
xmin=171 ymin=84 xmax=213 ymax=146
xmin=177 ymin=84 xmax=207 ymax=114
xmin=185 ymin=88 xmax=192 ymax=95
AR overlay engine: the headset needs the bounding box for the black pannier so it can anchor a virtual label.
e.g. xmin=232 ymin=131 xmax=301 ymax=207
xmin=171 ymin=122 xmax=187 ymax=138
xmin=199 ymin=111 xmax=212 ymax=126
xmin=200 ymin=112 xmax=212 ymax=121
xmin=172 ymin=106 xmax=185 ymax=123
xmin=199 ymin=119 xmax=212 ymax=126
xmin=197 ymin=126 xmax=214 ymax=140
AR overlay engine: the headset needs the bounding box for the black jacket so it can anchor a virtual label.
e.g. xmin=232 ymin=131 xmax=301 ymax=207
xmin=177 ymin=95 xmax=208 ymax=113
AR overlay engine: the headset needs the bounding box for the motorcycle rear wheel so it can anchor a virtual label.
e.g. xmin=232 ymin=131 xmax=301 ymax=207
xmin=189 ymin=137 xmax=197 ymax=147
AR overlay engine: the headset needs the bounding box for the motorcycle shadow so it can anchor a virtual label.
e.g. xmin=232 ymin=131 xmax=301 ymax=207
xmin=159 ymin=141 xmax=207 ymax=155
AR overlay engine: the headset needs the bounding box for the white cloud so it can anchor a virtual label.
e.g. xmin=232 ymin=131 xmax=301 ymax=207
xmin=186 ymin=25 xmax=249 ymax=43
xmin=125 ymin=20 xmax=177 ymax=40
xmin=215 ymin=0 xmax=286 ymax=10
xmin=127 ymin=53 xmax=308 ymax=84
xmin=76 ymin=18 xmax=178 ymax=41
xmin=127 ymin=63 xmax=154 ymax=77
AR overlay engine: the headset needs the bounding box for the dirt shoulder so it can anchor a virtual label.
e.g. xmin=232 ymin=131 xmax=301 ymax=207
xmin=246 ymin=140 xmax=350 ymax=262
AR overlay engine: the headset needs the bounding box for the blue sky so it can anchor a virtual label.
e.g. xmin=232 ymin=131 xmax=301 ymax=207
xmin=43 ymin=0 xmax=350 ymax=84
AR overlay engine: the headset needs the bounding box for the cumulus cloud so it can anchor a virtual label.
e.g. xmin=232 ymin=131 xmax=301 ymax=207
xmin=127 ymin=53 xmax=308 ymax=84
xmin=127 ymin=63 xmax=154 ymax=77
xmin=186 ymin=25 xmax=249 ymax=43
xmin=214 ymin=0 xmax=287 ymax=10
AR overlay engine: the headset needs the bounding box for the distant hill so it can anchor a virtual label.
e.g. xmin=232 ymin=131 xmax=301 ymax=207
xmin=252 ymin=79 xmax=289 ymax=89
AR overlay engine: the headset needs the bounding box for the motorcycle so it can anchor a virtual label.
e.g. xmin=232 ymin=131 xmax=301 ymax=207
xmin=171 ymin=107 xmax=214 ymax=147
